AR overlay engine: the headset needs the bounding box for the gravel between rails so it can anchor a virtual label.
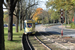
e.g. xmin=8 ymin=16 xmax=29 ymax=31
xmin=29 ymin=35 xmax=47 ymax=50
xmin=36 ymin=32 xmax=65 ymax=50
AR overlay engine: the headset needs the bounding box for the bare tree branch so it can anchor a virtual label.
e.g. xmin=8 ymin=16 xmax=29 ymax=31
xmin=26 ymin=3 xmax=38 ymax=10
xmin=13 ymin=0 xmax=18 ymax=6
xmin=11 ymin=0 xmax=18 ymax=11
xmin=6 ymin=0 xmax=10 ymax=5
xmin=13 ymin=14 xmax=17 ymax=17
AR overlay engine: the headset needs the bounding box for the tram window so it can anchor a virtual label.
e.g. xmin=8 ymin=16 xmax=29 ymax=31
xmin=27 ymin=23 xmax=32 ymax=27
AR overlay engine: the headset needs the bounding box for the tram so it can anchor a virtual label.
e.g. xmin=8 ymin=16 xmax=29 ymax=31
xmin=24 ymin=20 xmax=35 ymax=34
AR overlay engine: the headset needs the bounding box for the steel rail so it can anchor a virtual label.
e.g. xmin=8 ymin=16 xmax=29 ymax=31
xmin=34 ymin=32 xmax=52 ymax=50
xmin=22 ymin=34 xmax=33 ymax=50
xmin=26 ymin=35 xmax=32 ymax=50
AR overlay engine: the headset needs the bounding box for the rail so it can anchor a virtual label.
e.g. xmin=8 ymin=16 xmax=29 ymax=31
xmin=22 ymin=34 xmax=34 ymax=50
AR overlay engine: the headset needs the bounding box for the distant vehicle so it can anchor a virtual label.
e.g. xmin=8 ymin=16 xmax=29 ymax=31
xmin=4 ymin=24 xmax=8 ymax=27
xmin=13 ymin=24 xmax=15 ymax=26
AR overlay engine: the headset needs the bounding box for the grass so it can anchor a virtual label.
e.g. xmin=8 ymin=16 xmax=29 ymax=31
xmin=70 ymin=23 xmax=75 ymax=29
xmin=4 ymin=27 xmax=24 ymax=50
xmin=64 ymin=23 xmax=75 ymax=29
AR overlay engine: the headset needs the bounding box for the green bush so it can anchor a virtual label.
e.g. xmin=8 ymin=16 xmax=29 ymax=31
xmin=70 ymin=23 xmax=75 ymax=29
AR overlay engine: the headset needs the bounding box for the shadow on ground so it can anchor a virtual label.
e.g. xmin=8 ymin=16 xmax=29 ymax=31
xmin=35 ymin=31 xmax=61 ymax=36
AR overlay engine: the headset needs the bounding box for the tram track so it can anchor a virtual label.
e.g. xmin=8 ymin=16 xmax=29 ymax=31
xmin=22 ymin=34 xmax=34 ymax=50
xmin=34 ymin=35 xmax=52 ymax=50
xmin=36 ymin=32 xmax=75 ymax=50
xmin=29 ymin=35 xmax=47 ymax=50
xmin=22 ymin=32 xmax=66 ymax=50
xmin=35 ymin=32 xmax=65 ymax=50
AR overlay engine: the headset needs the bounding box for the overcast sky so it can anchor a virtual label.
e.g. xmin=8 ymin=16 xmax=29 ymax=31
xmin=3 ymin=0 xmax=48 ymax=11
xmin=37 ymin=0 xmax=48 ymax=10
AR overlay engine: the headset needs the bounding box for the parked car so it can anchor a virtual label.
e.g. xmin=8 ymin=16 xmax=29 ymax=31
xmin=4 ymin=24 xmax=8 ymax=27
xmin=13 ymin=24 xmax=15 ymax=26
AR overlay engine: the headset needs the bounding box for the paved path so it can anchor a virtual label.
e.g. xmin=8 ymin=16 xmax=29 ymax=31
xmin=35 ymin=24 xmax=75 ymax=37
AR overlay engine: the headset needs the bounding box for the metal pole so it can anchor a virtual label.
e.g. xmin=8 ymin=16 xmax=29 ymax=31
xmin=61 ymin=23 xmax=63 ymax=36
xmin=60 ymin=9 xmax=63 ymax=36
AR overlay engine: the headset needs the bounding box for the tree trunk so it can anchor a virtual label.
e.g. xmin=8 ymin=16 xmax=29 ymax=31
xmin=16 ymin=17 xmax=19 ymax=32
xmin=53 ymin=20 xmax=55 ymax=24
xmin=8 ymin=7 xmax=13 ymax=41
xmin=20 ymin=19 xmax=22 ymax=31
xmin=0 ymin=0 xmax=5 ymax=50
xmin=16 ymin=1 xmax=19 ymax=32
xmin=23 ymin=17 xmax=24 ymax=29
xmin=68 ymin=19 xmax=70 ymax=25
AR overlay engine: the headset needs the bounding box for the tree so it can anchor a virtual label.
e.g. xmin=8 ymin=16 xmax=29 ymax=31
xmin=72 ymin=0 xmax=75 ymax=5
xmin=4 ymin=0 xmax=18 ymax=41
xmin=24 ymin=0 xmax=38 ymax=20
xmin=46 ymin=0 xmax=73 ymax=10
xmin=32 ymin=8 xmax=43 ymax=22
xmin=46 ymin=0 xmax=75 ymax=24
xmin=14 ymin=1 xmax=20 ymax=32
xmin=51 ymin=11 xmax=60 ymax=23
xmin=13 ymin=0 xmax=38 ymax=32
xmin=38 ymin=10 xmax=49 ymax=24
xmin=72 ymin=0 xmax=75 ymax=24
xmin=18 ymin=0 xmax=38 ymax=30
xmin=0 ymin=0 xmax=5 ymax=50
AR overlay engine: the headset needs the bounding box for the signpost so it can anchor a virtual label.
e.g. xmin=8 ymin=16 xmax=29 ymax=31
xmin=60 ymin=9 xmax=65 ymax=36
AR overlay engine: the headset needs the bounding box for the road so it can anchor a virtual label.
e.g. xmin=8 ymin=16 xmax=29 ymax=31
xmin=35 ymin=24 xmax=75 ymax=37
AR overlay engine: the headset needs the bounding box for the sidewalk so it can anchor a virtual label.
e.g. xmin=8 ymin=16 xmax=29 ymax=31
xmin=35 ymin=25 xmax=46 ymax=32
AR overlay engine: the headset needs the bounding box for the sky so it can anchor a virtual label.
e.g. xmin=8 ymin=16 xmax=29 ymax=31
xmin=37 ymin=0 xmax=48 ymax=10
xmin=3 ymin=0 xmax=7 ymax=11
xmin=3 ymin=5 xmax=7 ymax=11
xmin=3 ymin=0 xmax=48 ymax=11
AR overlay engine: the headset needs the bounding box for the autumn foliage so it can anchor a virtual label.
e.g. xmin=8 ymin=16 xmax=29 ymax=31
xmin=32 ymin=8 xmax=43 ymax=22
